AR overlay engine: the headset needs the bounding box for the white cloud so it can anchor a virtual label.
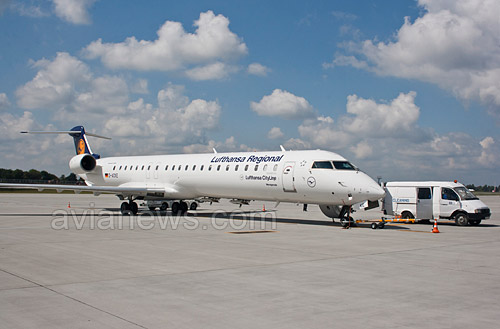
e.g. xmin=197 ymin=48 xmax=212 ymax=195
xmin=83 ymin=10 xmax=247 ymax=79
xmin=104 ymin=84 xmax=221 ymax=150
xmin=11 ymin=2 xmax=49 ymax=17
xmin=250 ymin=89 xmax=315 ymax=119
xmin=185 ymin=62 xmax=238 ymax=81
xmin=131 ymin=79 xmax=149 ymax=94
xmin=15 ymin=52 xmax=129 ymax=119
xmin=53 ymin=0 xmax=96 ymax=25
xmin=0 ymin=93 xmax=10 ymax=110
xmin=247 ymin=63 xmax=270 ymax=76
xmin=267 ymin=127 xmax=284 ymax=139
xmin=328 ymin=0 xmax=500 ymax=117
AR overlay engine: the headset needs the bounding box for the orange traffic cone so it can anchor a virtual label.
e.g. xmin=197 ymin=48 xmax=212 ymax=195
xmin=432 ymin=219 xmax=440 ymax=233
xmin=67 ymin=202 xmax=71 ymax=208
xmin=262 ymin=204 xmax=266 ymax=212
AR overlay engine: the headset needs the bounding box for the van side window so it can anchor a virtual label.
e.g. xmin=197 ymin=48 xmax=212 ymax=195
xmin=417 ymin=188 xmax=432 ymax=200
xmin=442 ymin=188 xmax=458 ymax=201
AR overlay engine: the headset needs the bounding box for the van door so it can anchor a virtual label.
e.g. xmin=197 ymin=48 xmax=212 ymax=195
xmin=416 ymin=187 xmax=433 ymax=219
xmin=282 ymin=162 xmax=296 ymax=192
xmin=439 ymin=187 xmax=460 ymax=217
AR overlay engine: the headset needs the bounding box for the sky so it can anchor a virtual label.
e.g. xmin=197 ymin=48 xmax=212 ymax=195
xmin=0 ymin=0 xmax=499 ymax=185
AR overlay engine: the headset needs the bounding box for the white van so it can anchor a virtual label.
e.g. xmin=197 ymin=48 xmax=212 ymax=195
xmin=382 ymin=181 xmax=491 ymax=226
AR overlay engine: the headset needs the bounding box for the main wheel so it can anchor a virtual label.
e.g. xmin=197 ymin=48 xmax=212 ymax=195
xmin=171 ymin=202 xmax=180 ymax=216
xmin=180 ymin=201 xmax=188 ymax=214
xmin=120 ymin=202 xmax=131 ymax=215
xmin=130 ymin=202 xmax=138 ymax=215
xmin=455 ymin=213 xmax=469 ymax=226
xmin=160 ymin=202 xmax=168 ymax=211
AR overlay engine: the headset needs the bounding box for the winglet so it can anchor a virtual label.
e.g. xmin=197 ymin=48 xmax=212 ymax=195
xmin=280 ymin=145 xmax=286 ymax=152
xmin=213 ymin=148 xmax=218 ymax=154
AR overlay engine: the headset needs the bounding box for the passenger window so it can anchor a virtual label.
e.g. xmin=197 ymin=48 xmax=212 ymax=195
xmin=245 ymin=165 xmax=249 ymax=171
xmin=185 ymin=165 xmax=188 ymax=171
xmin=135 ymin=166 xmax=138 ymax=170
xmin=141 ymin=165 xmax=144 ymax=170
xmin=124 ymin=166 xmax=127 ymax=170
xmin=263 ymin=164 xmax=268 ymax=171
xmin=165 ymin=165 xmax=169 ymax=170
xmin=200 ymin=165 xmax=204 ymax=171
xmin=217 ymin=165 xmax=221 ymax=171
xmin=254 ymin=165 xmax=259 ymax=171
xmin=119 ymin=166 xmax=122 ymax=170
xmin=312 ymin=161 xmax=333 ymax=169
xmin=155 ymin=165 xmax=159 ymax=170
xmin=130 ymin=166 xmax=133 ymax=170
xmin=442 ymin=188 xmax=459 ymax=201
xmin=418 ymin=188 xmax=432 ymax=200
xmin=113 ymin=166 xmax=116 ymax=170
xmin=235 ymin=165 xmax=239 ymax=171
xmin=208 ymin=165 xmax=212 ymax=171
xmin=178 ymin=165 xmax=181 ymax=170
xmin=226 ymin=165 xmax=230 ymax=171
xmin=193 ymin=165 xmax=196 ymax=171
xmin=273 ymin=164 xmax=278 ymax=171
xmin=172 ymin=165 xmax=175 ymax=170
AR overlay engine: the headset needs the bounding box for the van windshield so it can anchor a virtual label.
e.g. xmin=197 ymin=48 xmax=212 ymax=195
xmin=453 ymin=187 xmax=479 ymax=200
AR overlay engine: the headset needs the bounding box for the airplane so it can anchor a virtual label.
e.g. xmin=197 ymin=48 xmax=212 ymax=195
xmin=0 ymin=126 xmax=385 ymax=220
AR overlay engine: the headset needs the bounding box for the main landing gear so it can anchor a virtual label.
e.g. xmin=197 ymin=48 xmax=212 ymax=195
xmin=170 ymin=201 xmax=189 ymax=216
xmin=120 ymin=200 xmax=138 ymax=215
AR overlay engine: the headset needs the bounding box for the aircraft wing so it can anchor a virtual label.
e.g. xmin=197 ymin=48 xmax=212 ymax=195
xmin=0 ymin=183 xmax=176 ymax=197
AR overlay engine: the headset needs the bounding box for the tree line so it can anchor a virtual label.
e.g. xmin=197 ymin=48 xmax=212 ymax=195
xmin=0 ymin=168 xmax=83 ymax=183
xmin=465 ymin=184 xmax=500 ymax=193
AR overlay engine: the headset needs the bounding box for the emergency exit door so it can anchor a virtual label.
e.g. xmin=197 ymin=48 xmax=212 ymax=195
xmin=282 ymin=161 xmax=296 ymax=192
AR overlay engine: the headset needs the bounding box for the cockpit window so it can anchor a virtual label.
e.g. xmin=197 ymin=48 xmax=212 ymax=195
xmin=453 ymin=187 xmax=479 ymax=200
xmin=333 ymin=161 xmax=356 ymax=170
xmin=312 ymin=161 xmax=334 ymax=169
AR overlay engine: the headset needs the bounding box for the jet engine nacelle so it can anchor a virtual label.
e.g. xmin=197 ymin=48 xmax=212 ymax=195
xmin=69 ymin=154 xmax=97 ymax=174
xmin=319 ymin=204 xmax=342 ymax=219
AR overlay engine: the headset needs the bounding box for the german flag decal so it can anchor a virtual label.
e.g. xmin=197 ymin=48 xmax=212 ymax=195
xmin=105 ymin=173 xmax=109 ymax=178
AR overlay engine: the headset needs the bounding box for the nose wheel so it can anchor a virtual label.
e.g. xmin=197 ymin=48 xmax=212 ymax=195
xmin=120 ymin=200 xmax=138 ymax=215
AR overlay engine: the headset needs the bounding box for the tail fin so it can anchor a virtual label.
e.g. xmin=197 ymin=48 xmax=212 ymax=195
xmin=21 ymin=126 xmax=111 ymax=159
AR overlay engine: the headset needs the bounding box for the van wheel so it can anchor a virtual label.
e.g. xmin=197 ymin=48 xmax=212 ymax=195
xmin=455 ymin=213 xmax=469 ymax=226
xmin=470 ymin=220 xmax=481 ymax=226
xmin=401 ymin=211 xmax=414 ymax=219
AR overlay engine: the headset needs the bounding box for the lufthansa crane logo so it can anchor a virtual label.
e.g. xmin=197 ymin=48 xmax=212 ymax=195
xmin=307 ymin=176 xmax=316 ymax=188
xmin=77 ymin=139 xmax=85 ymax=154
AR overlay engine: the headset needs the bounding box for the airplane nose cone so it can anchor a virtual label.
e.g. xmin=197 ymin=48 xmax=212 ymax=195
xmin=369 ymin=183 xmax=385 ymax=201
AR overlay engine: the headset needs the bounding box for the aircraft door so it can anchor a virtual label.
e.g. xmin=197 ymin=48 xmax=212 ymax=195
xmin=154 ymin=163 xmax=160 ymax=179
xmin=416 ymin=187 xmax=433 ymax=219
xmin=282 ymin=161 xmax=296 ymax=192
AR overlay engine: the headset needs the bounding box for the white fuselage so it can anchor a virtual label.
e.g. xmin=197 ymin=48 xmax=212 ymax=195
xmin=79 ymin=150 xmax=384 ymax=205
